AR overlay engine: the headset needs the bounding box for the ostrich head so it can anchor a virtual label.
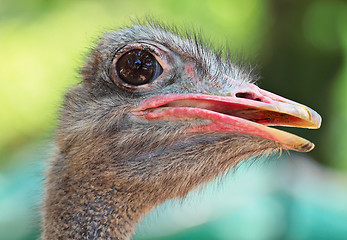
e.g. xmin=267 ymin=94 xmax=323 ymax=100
xmin=43 ymin=22 xmax=321 ymax=240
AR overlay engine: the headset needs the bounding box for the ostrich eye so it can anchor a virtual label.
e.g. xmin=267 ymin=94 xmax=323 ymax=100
xmin=116 ymin=49 xmax=163 ymax=86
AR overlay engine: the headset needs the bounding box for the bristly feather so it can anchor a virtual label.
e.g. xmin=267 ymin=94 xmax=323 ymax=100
xmin=119 ymin=18 xmax=260 ymax=86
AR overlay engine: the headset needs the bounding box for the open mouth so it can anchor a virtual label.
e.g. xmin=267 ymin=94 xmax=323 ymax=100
xmin=132 ymin=90 xmax=321 ymax=152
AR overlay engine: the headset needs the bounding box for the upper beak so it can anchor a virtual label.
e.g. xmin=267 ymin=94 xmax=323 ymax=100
xmin=132 ymin=83 xmax=321 ymax=152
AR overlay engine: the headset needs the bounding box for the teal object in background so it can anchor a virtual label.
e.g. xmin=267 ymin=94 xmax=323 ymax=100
xmin=1 ymin=143 xmax=347 ymax=239
xmin=0 ymin=143 xmax=43 ymax=240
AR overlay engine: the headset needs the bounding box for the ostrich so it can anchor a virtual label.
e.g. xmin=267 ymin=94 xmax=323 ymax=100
xmin=42 ymin=22 xmax=321 ymax=240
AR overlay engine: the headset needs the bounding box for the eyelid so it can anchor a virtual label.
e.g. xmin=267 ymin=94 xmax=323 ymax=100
xmin=116 ymin=43 xmax=158 ymax=58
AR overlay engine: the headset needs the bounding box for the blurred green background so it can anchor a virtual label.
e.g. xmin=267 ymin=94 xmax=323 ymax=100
xmin=1 ymin=0 xmax=346 ymax=239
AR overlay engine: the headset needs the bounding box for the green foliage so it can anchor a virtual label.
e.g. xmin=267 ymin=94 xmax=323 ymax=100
xmin=0 ymin=0 xmax=269 ymax=162
xmin=1 ymin=0 xmax=346 ymax=167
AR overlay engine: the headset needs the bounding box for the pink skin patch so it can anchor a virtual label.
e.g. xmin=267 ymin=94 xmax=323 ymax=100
xmin=132 ymin=82 xmax=321 ymax=152
xmin=185 ymin=63 xmax=199 ymax=82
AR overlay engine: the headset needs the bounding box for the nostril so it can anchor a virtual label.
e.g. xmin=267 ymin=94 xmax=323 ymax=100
xmin=235 ymin=92 xmax=252 ymax=99
xmin=235 ymin=92 xmax=262 ymax=101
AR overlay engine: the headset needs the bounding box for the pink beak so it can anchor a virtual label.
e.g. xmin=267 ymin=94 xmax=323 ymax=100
xmin=132 ymin=82 xmax=321 ymax=152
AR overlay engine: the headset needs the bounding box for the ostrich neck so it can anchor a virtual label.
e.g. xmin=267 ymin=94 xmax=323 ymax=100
xmin=42 ymin=155 xmax=151 ymax=240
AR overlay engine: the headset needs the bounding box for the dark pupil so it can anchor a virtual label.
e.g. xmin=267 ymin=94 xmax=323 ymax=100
xmin=116 ymin=49 xmax=156 ymax=85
